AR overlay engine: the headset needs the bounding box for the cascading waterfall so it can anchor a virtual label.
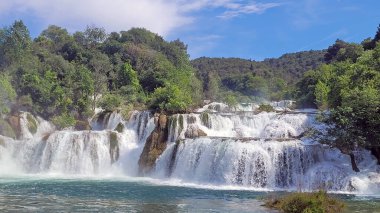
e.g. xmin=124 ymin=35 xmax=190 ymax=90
xmin=0 ymin=111 xmax=155 ymax=176
xmin=0 ymin=105 xmax=379 ymax=193
xmin=155 ymin=111 xmax=380 ymax=193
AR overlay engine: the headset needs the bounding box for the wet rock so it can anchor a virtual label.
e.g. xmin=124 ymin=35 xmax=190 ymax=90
xmin=115 ymin=122 xmax=124 ymax=133
xmin=109 ymin=131 xmax=120 ymax=164
xmin=7 ymin=115 xmax=21 ymax=139
xmin=200 ymin=112 xmax=212 ymax=128
xmin=184 ymin=125 xmax=207 ymax=138
xmin=75 ymin=120 xmax=91 ymax=131
xmin=138 ymin=114 xmax=169 ymax=175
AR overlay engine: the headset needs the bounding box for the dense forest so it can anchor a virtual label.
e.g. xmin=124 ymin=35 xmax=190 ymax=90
xmin=0 ymin=21 xmax=203 ymax=129
xmin=0 ymin=20 xmax=379 ymax=162
xmin=192 ymin=50 xmax=326 ymax=101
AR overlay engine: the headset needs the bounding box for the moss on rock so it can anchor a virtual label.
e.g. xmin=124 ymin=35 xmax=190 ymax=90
xmin=200 ymin=112 xmax=211 ymax=128
xmin=74 ymin=120 xmax=91 ymax=131
xmin=109 ymin=132 xmax=120 ymax=163
xmin=115 ymin=122 xmax=124 ymax=133
xmin=0 ymin=118 xmax=16 ymax=139
xmin=26 ymin=113 xmax=38 ymax=134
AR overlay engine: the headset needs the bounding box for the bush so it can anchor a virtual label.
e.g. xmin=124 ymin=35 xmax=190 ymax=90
xmin=265 ymin=191 xmax=345 ymax=213
xmin=98 ymin=93 xmax=122 ymax=111
xmin=257 ymin=104 xmax=275 ymax=112
xmin=52 ymin=113 xmax=76 ymax=129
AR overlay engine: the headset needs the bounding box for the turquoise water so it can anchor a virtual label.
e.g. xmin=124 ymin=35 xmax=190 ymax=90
xmin=0 ymin=177 xmax=379 ymax=212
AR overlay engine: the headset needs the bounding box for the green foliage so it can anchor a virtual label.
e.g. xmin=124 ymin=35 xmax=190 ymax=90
xmin=0 ymin=74 xmax=16 ymax=115
xmin=265 ymin=191 xmax=345 ymax=213
xmin=51 ymin=113 xmax=76 ymax=129
xmin=26 ymin=113 xmax=38 ymax=134
xmin=257 ymin=104 xmax=275 ymax=112
xmin=314 ymin=81 xmax=330 ymax=110
xmin=224 ymin=92 xmax=238 ymax=110
xmin=296 ymin=27 xmax=380 ymax=166
xmin=0 ymin=118 xmax=16 ymax=138
xmin=149 ymin=83 xmax=192 ymax=112
xmin=98 ymin=93 xmax=122 ymax=112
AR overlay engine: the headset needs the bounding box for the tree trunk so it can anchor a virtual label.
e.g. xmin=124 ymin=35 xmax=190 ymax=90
xmin=349 ymin=153 xmax=360 ymax=172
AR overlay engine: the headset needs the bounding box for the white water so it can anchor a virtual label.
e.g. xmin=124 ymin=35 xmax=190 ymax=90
xmin=168 ymin=112 xmax=316 ymax=142
xmin=0 ymin=106 xmax=379 ymax=194
xmin=0 ymin=111 xmax=154 ymax=177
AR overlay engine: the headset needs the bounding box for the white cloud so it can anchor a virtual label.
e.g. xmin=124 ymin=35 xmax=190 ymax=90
xmin=0 ymin=0 xmax=190 ymax=36
xmin=218 ymin=2 xmax=281 ymax=19
xmin=0 ymin=0 xmax=280 ymax=36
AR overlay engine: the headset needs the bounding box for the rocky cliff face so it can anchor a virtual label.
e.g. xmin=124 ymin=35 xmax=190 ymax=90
xmin=138 ymin=114 xmax=169 ymax=175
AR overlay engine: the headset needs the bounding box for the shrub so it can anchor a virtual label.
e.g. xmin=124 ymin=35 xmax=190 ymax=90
xmin=98 ymin=93 xmax=122 ymax=112
xmin=265 ymin=191 xmax=345 ymax=213
xmin=52 ymin=113 xmax=76 ymax=129
xmin=258 ymin=104 xmax=275 ymax=112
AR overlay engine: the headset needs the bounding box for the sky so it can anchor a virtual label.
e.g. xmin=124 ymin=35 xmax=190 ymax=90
xmin=0 ymin=0 xmax=379 ymax=60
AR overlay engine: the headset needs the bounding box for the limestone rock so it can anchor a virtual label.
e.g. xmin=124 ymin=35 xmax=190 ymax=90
xmin=75 ymin=120 xmax=91 ymax=131
xmin=138 ymin=113 xmax=169 ymax=175
xmin=109 ymin=132 xmax=120 ymax=164
xmin=7 ymin=115 xmax=21 ymax=139
xmin=184 ymin=124 xmax=207 ymax=138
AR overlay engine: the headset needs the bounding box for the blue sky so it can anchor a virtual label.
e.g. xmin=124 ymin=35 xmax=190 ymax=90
xmin=1 ymin=0 xmax=379 ymax=60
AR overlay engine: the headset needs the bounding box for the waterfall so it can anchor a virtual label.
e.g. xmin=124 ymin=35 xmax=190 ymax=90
xmin=0 ymin=104 xmax=379 ymax=193
xmin=0 ymin=111 xmax=155 ymax=176
xmin=167 ymin=112 xmax=315 ymax=142
xmin=154 ymin=138 xmax=379 ymax=192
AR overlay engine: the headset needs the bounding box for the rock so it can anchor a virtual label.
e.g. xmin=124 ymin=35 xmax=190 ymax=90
xmin=200 ymin=112 xmax=212 ymax=128
xmin=158 ymin=114 xmax=167 ymax=130
xmin=198 ymin=129 xmax=207 ymax=137
xmin=138 ymin=113 xmax=169 ymax=175
xmin=109 ymin=132 xmax=120 ymax=164
xmin=187 ymin=115 xmax=197 ymax=124
xmin=0 ymin=137 xmax=4 ymax=147
xmin=7 ymin=115 xmax=21 ymax=139
xmin=115 ymin=122 xmax=124 ymax=133
xmin=75 ymin=120 xmax=91 ymax=131
xmin=41 ymin=133 xmax=51 ymax=141
xmin=0 ymin=118 xmax=16 ymax=139
xmin=184 ymin=125 xmax=207 ymax=138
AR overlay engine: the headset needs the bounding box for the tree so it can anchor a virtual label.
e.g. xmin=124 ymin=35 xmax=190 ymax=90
xmin=84 ymin=26 xmax=106 ymax=48
xmin=206 ymin=72 xmax=221 ymax=100
xmin=0 ymin=20 xmax=31 ymax=67
xmin=314 ymin=80 xmax=330 ymax=110
xmin=0 ymin=74 xmax=16 ymax=115
xmin=88 ymin=53 xmax=111 ymax=111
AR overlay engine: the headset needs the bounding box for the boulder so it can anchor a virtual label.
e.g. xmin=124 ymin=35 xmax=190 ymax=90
xmin=184 ymin=125 xmax=207 ymax=138
xmin=114 ymin=122 xmax=124 ymax=133
xmin=6 ymin=115 xmax=21 ymax=139
xmin=138 ymin=114 xmax=169 ymax=175
xmin=75 ymin=120 xmax=91 ymax=131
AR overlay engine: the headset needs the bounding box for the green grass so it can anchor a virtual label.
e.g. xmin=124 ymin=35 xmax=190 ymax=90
xmin=264 ymin=191 xmax=345 ymax=213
